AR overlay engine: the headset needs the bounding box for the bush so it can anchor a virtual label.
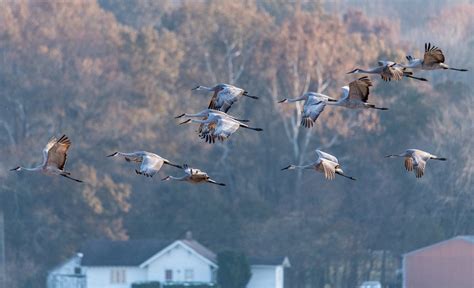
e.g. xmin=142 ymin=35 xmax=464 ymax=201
xmin=217 ymin=251 xmax=251 ymax=288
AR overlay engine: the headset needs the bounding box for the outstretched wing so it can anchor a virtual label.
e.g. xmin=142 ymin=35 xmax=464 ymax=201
xmin=208 ymin=87 xmax=240 ymax=112
xmin=423 ymin=43 xmax=445 ymax=66
xmin=215 ymin=116 xmax=241 ymax=139
xmin=320 ymin=160 xmax=337 ymax=180
xmin=140 ymin=154 xmax=165 ymax=176
xmin=45 ymin=135 xmax=71 ymax=170
xmin=412 ymin=154 xmax=426 ymax=178
xmin=348 ymin=76 xmax=372 ymax=102
xmin=301 ymin=101 xmax=326 ymax=128
xmin=316 ymin=150 xmax=339 ymax=164
xmin=42 ymin=136 xmax=58 ymax=165
xmin=404 ymin=157 xmax=414 ymax=171
xmin=381 ymin=64 xmax=404 ymax=81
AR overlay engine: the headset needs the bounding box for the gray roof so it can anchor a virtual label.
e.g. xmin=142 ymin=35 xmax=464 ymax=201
xmin=79 ymin=236 xmax=285 ymax=267
xmin=181 ymin=239 xmax=217 ymax=263
xmin=81 ymin=239 xmax=170 ymax=266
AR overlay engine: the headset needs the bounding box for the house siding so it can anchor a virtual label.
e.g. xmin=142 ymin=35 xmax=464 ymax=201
xmin=247 ymin=265 xmax=277 ymax=288
xmin=47 ymin=255 xmax=85 ymax=288
xmin=146 ymin=242 xmax=214 ymax=282
xmin=85 ymin=267 xmax=146 ymax=288
xmin=404 ymin=238 xmax=474 ymax=288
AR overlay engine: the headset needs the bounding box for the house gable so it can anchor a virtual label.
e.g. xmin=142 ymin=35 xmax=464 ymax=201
xmin=140 ymin=240 xmax=217 ymax=269
xmin=142 ymin=241 xmax=217 ymax=283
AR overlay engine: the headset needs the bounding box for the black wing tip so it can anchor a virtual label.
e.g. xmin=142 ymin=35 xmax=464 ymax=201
xmin=57 ymin=134 xmax=71 ymax=144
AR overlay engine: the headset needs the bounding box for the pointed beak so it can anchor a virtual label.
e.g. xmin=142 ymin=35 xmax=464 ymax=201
xmin=281 ymin=165 xmax=291 ymax=171
xmin=179 ymin=119 xmax=191 ymax=125
xmin=191 ymin=86 xmax=199 ymax=91
xmin=106 ymin=152 xmax=117 ymax=157
xmin=175 ymin=113 xmax=185 ymax=119
xmin=278 ymin=99 xmax=288 ymax=103
xmin=10 ymin=166 xmax=20 ymax=171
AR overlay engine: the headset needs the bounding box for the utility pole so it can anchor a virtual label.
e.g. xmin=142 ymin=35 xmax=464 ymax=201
xmin=0 ymin=210 xmax=5 ymax=288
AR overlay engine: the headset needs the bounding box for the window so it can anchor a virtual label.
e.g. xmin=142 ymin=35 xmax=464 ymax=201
xmin=165 ymin=269 xmax=173 ymax=281
xmin=184 ymin=269 xmax=194 ymax=281
xmin=74 ymin=267 xmax=82 ymax=275
xmin=110 ymin=269 xmax=126 ymax=284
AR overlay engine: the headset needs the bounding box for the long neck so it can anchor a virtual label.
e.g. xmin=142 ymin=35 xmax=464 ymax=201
xmin=360 ymin=68 xmax=378 ymax=74
xmin=169 ymin=175 xmax=188 ymax=181
xmin=287 ymin=95 xmax=307 ymax=103
xmin=386 ymin=153 xmax=405 ymax=158
xmin=291 ymin=164 xmax=314 ymax=170
xmin=190 ymin=118 xmax=214 ymax=124
xmin=184 ymin=111 xmax=208 ymax=118
xmin=22 ymin=166 xmax=42 ymax=172
xmin=118 ymin=152 xmax=142 ymax=157
xmin=198 ymin=86 xmax=214 ymax=91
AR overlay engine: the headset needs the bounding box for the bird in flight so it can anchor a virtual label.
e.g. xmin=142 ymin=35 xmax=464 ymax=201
xmin=347 ymin=61 xmax=427 ymax=82
xmin=403 ymin=43 xmax=468 ymax=72
xmin=192 ymin=83 xmax=258 ymax=113
xmin=281 ymin=150 xmax=356 ymax=181
xmin=107 ymin=151 xmax=182 ymax=177
xmin=10 ymin=134 xmax=82 ymax=183
xmin=278 ymin=92 xmax=337 ymax=128
xmin=385 ymin=149 xmax=447 ymax=178
xmin=279 ymin=77 xmax=387 ymax=128
xmin=162 ymin=164 xmax=226 ymax=186
xmin=177 ymin=109 xmax=262 ymax=143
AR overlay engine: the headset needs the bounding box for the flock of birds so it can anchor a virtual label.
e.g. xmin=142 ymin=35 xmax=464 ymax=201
xmin=10 ymin=43 xmax=468 ymax=185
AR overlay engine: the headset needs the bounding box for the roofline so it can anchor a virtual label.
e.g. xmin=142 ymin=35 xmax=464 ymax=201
xmin=139 ymin=240 xmax=217 ymax=268
xmin=48 ymin=254 xmax=81 ymax=274
xmin=403 ymin=236 xmax=474 ymax=257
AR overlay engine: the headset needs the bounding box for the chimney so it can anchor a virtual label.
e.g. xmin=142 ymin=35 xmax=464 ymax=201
xmin=185 ymin=231 xmax=193 ymax=240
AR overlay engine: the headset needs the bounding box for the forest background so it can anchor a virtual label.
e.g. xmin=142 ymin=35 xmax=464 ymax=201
xmin=0 ymin=0 xmax=472 ymax=287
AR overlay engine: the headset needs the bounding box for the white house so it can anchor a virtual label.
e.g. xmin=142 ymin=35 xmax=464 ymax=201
xmin=47 ymin=232 xmax=290 ymax=288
